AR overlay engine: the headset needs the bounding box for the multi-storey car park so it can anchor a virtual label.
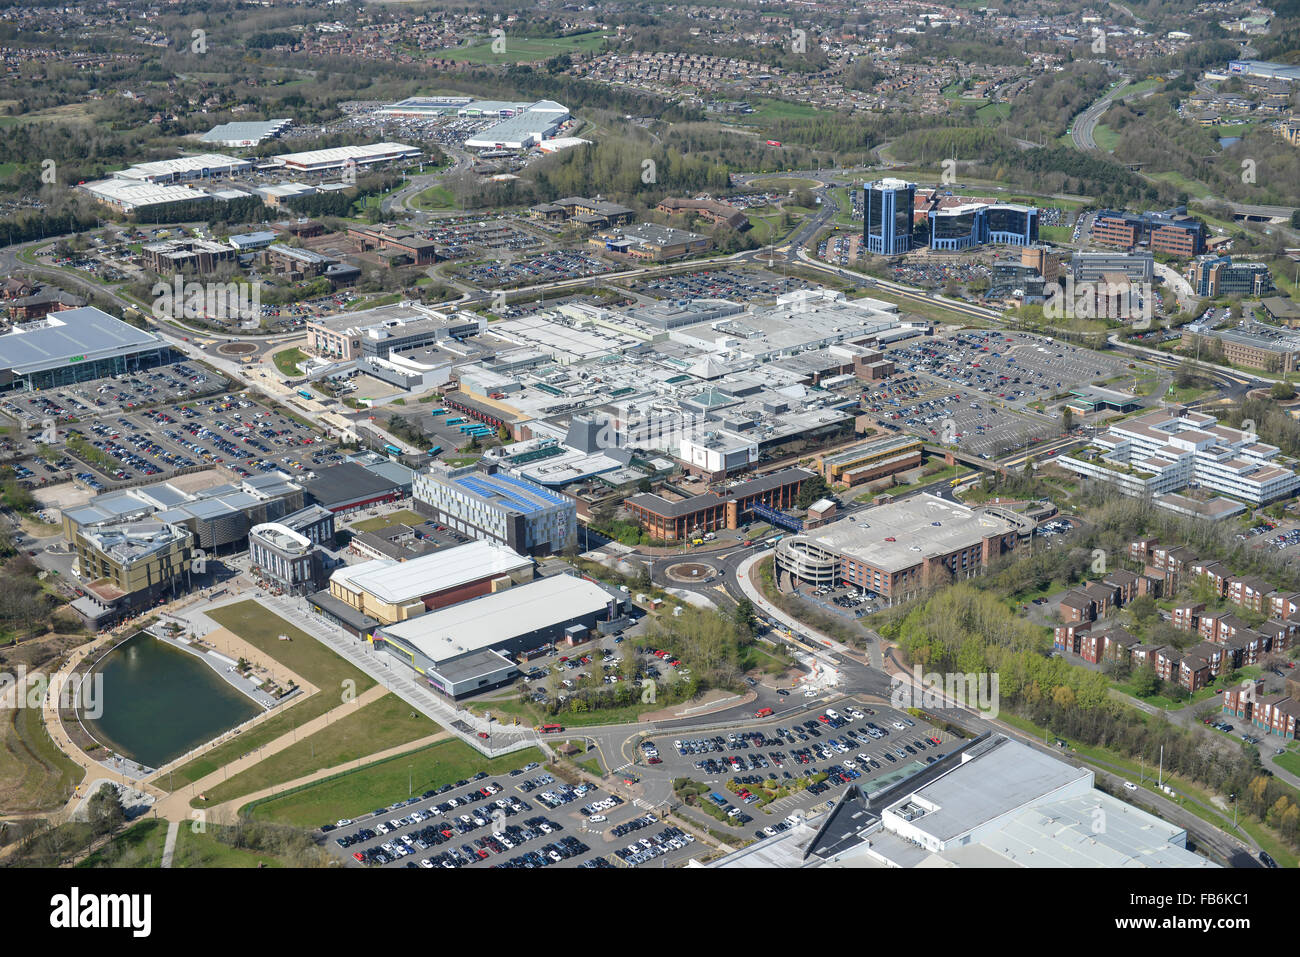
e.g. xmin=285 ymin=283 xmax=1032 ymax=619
xmin=775 ymin=494 xmax=1031 ymax=602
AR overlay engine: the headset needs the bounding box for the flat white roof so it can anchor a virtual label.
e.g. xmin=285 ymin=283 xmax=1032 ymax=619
xmin=274 ymin=142 xmax=420 ymax=168
xmin=81 ymin=179 xmax=212 ymax=208
xmin=329 ymin=539 xmax=531 ymax=605
xmin=114 ymin=153 xmax=252 ymax=181
xmin=380 ymin=574 xmax=613 ymax=660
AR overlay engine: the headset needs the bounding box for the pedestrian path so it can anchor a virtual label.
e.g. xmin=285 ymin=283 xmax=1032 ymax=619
xmin=160 ymin=821 xmax=178 ymax=868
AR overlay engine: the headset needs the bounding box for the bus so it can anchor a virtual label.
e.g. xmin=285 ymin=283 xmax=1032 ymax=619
xmin=297 ymin=389 xmax=312 ymax=400
xmin=445 ymin=417 xmax=466 ymax=426
xmin=428 ymin=445 xmax=442 ymax=456
xmin=383 ymin=444 xmax=402 ymax=455
xmin=428 ymin=408 xmax=447 ymax=416
xmin=535 ymin=723 xmax=565 ymax=733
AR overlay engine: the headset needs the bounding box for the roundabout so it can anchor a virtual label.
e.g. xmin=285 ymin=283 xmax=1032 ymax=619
xmin=216 ymin=341 xmax=258 ymax=358
xmin=664 ymin=561 xmax=717 ymax=585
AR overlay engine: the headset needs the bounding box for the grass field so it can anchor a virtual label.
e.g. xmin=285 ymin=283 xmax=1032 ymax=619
xmin=466 ymin=693 xmax=667 ymax=728
xmin=272 ymin=347 xmax=306 ymax=377
xmin=170 ymin=824 xmax=315 ymax=868
xmin=1120 ymin=77 xmax=1162 ymax=100
xmin=748 ymin=176 xmax=820 ymax=191
xmin=244 ymin=739 xmax=545 ymax=828
xmin=1092 ymin=124 xmax=1120 ymax=152
xmin=1039 ymin=225 xmax=1074 ymax=244
xmin=411 ymin=185 xmax=455 ymax=210
xmin=436 ymin=30 xmax=607 ymax=65
xmin=77 ymin=818 xmax=168 ymax=868
xmin=350 ymin=509 xmax=425 ymax=533
xmin=166 ymin=601 xmax=376 ymax=789
xmin=738 ymin=97 xmax=830 ymax=125
xmin=1273 ymin=749 xmax=1300 ymax=778
xmin=0 ymin=702 xmax=85 ymax=812
xmin=192 ymin=693 xmax=440 ymax=809
xmin=976 ymin=102 xmax=1012 ymax=124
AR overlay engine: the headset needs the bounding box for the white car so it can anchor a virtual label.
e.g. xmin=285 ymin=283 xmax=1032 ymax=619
xmin=893 ymin=721 xmax=907 ymax=730
xmin=336 ymin=819 xmax=352 ymax=827
xmin=1123 ymin=781 xmax=1138 ymax=792
xmin=803 ymin=690 xmax=817 ymax=698
xmin=588 ymin=815 xmax=607 ymax=823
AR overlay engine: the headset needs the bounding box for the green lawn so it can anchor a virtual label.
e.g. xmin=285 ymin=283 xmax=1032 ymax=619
xmin=350 ymin=509 xmax=425 ymax=533
xmin=436 ymin=30 xmax=608 ymax=64
xmin=1273 ymin=749 xmax=1300 ymax=778
xmin=747 ymin=176 xmax=820 ymax=192
xmin=976 ymin=102 xmax=1012 ymax=124
xmin=244 ymin=739 xmax=545 ymax=828
xmin=1039 ymin=225 xmax=1073 ymax=244
xmin=77 ymin=818 xmax=169 ymax=868
xmin=272 ymin=347 xmax=306 ymax=377
xmin=207 ymin=601 xmax=372 ymax=693
xmin=738 ymin=97 xmax=831 ymax=125
xmin=192 ymin=693 xmax=440 ymax=809
xmin=166 ymin=602 xmax=376 ymax=789
xmin=1092 ymin=123 xmax=1120 ymax=152
xmin=465 ymin=693 xmax=668 ymax=728
xmin=1120 ymin=77 xmax=1162 ymax=100
xmin=412 ymin=185 xmax=455 ymax=210
xmin=170 ymin=823 xmax=318 ymax=868
xmin=0 ymin=703 xmax=85 ymax=812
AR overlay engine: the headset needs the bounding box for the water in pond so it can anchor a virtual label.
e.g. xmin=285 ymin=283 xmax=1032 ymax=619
xmin=82 ymin=633 xmax=260 ymax=769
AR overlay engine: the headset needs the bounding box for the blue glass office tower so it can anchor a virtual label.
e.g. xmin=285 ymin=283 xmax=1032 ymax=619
xmin=864 ymin=179 xmax=915 ymax=255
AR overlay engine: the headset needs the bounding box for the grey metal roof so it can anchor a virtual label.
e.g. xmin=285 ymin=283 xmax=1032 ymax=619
xmin=0 ymin=307 xmax=164 ymax=375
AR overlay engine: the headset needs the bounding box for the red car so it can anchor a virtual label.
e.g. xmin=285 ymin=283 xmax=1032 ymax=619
xmin=352 ymin=852 xmax=365 ymax=862
xmin=477 ymin=731 xmax=489 ymax=739
xmin=818 ymin=714 xmax=830 ymax=723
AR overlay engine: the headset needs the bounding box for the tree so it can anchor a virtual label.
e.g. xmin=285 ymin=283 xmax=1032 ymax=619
xmin=87 ymin=783 xmax=126 ymax=837
xmin=1271 ymin=381 xmax=1296 ymax=401
xmin=795 ymin=473 xmax=831 ymax=509
xmin=1061 ymin=406 xmax=1075 ymax=433
xmin=1174 ymin=360 xmax=1201 ymax=389
xmin=1130 ymin=664 xmax=1160 ymax=698
xmin=733 ymin=597 xmax=756 ymax=637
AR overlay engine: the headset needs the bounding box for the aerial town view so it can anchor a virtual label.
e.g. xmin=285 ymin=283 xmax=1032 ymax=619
xmin=0 ymin=0 xmax=1296 ymax=921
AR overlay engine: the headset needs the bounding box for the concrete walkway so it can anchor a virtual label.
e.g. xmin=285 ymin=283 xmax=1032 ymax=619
xmin=160 ymin=821 xmax=179 ymax=868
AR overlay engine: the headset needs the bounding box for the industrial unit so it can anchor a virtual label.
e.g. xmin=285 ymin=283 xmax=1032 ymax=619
xmin=373 ymin=573 xmax=627 ymax=699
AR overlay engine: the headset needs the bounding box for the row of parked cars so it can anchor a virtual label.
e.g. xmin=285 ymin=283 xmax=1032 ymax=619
xmin=613 ymin=826 xmax=695 ymax=867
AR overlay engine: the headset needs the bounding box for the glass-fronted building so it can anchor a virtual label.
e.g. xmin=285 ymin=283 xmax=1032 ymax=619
xmin=864 ymin=179 xmax=915 ymax=255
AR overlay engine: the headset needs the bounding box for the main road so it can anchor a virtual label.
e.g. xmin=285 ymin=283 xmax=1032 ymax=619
xmin=1071 ymin=77 xmax=1130 ymax=152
